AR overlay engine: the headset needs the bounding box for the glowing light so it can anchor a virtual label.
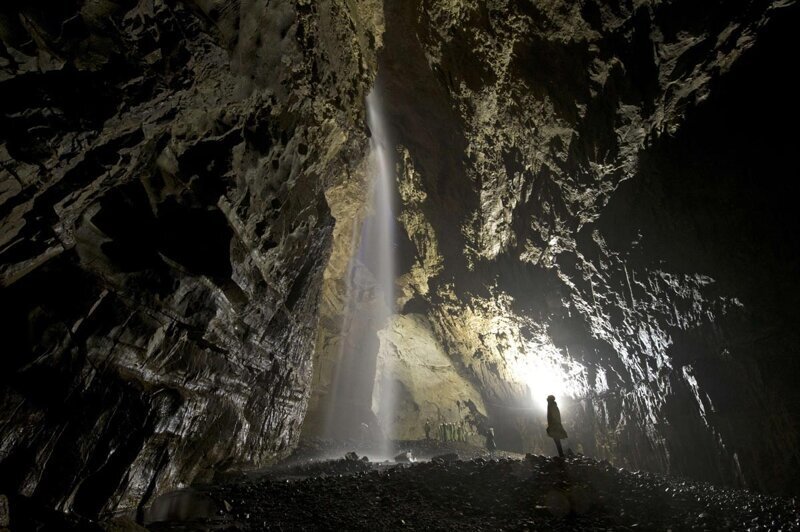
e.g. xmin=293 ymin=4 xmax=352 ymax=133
xmin=507 ymin=343 xmax=589 ymax=412
xmin=522 ymin=361 xmax=571 ymax=408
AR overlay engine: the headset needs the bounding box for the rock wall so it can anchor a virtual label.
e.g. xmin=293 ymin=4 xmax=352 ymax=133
xmin=372 ymin=313 xmax=487 ymax=441
xmin=3 ymin=0 xmax=800 ymax=521
xmin=310 ymin=0 xmax=800 ymax=496
xmin=0 ymin=0 xmax=381 ymax=518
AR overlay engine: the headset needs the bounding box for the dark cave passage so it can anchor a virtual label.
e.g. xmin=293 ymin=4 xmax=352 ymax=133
xmin=590 ymin=3 xmax=800 ymax=494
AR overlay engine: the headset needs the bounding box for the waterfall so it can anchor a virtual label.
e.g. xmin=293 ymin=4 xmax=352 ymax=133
xmin=322 ymin=87 xmax=397 ymax=456
xmin=365 ymin=90 xmax=396 ymax=316
xmin=366 ymin=88 xmax=397 ymax=457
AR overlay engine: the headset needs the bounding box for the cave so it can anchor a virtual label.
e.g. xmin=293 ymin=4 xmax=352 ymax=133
xmin=1 ymin=0 xmax=800 ymax=530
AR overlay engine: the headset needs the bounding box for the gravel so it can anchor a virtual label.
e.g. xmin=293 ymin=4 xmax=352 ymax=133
xmin=148 ymin=450 xmax=800 ymax=531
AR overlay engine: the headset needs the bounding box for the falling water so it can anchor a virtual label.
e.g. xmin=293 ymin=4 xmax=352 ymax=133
xmin=365 ymin=90 xmax=396 ymax=323
xmin=366 ymin=89 xmax=397 ymax=457
xmin=322 ymin=88 xmax=397 ymax=457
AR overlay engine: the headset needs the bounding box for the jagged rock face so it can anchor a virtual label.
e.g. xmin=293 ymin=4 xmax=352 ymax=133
xmin=342 ymin=0 xmax=800 ymax=496
xmin=372 ymin=313 xmax=487 ymax=440
xmin=0 ymin=0 xmax=381 ymax=518
xmin=3 ymin=0 xmax=799 ymax=523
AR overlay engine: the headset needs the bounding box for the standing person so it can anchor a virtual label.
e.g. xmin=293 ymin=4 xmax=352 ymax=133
xmin=485 ymin=427 xmax=497 ymax=453
xmin=424 ymin=419 xmax=431 ymax=440
xmin=546 ymin=395 xmax=568 ymax=458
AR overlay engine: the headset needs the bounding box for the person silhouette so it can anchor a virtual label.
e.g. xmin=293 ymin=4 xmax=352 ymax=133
xmin=485 ymin=427 xmax=497 ymax=453
xmin=546 ymin=395 xmax=568 ymax=458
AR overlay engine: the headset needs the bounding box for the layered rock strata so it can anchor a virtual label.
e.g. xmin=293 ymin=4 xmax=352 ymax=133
xmin=3 ymin=0 xmax=800 ymax=523
xmin=0 ymin=0 xmax=381 ymax=517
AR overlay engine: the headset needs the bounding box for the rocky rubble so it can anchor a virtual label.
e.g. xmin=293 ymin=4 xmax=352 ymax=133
xmin=149 ymin=454 xmax=800 ymax=531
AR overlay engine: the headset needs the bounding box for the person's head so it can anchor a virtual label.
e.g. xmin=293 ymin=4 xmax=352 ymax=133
xmin=547 ymin=395 xmax=556 ymax=403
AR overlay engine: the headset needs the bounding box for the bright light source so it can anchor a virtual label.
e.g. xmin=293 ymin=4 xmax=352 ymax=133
xmin=523 ymin=362 xmax=570 ymax=409
xmin=507 ymin=343 xmax=588 ymax=412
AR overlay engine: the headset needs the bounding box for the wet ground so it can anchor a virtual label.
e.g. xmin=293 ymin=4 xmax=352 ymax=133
xmin=145 ymin=440 xmax=800 ymax=531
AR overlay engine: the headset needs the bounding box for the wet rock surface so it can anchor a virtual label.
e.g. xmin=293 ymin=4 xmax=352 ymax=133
xmin=3 ymin=0 xmax=800 ymax=524
xmin=304 ymin=0 xmax=800 ymax=499
xmin=0 ymin=0 xmax=382 ymax=518
xmin=149 ymin=454 xmax=800 ymax=531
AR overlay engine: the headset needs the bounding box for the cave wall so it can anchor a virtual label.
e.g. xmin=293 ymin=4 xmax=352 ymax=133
xmin=0 ymin=0 xmax=382 ymax=517
xmin=372 ymin=313 xmax=487 ymax=441
xmin=3 ymin=0 xmax=800 ymax=522
xmin=357 ymin=0 xmax=800 ymax=495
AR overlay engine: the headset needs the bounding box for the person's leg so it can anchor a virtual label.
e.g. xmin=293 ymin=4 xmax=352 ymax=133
xmin=554 ymin=438 xmax=564 ymax=457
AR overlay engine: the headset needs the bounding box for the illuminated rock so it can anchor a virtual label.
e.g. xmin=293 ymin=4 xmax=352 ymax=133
xmin=372 ymin=313 xmax=487 ymax=440
xmin=2 ymin=0 xmax=799 ymax=522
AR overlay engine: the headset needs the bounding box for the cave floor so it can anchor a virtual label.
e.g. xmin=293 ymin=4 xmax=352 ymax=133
xmin=146 ymin=442 xmax=799 ymax=531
